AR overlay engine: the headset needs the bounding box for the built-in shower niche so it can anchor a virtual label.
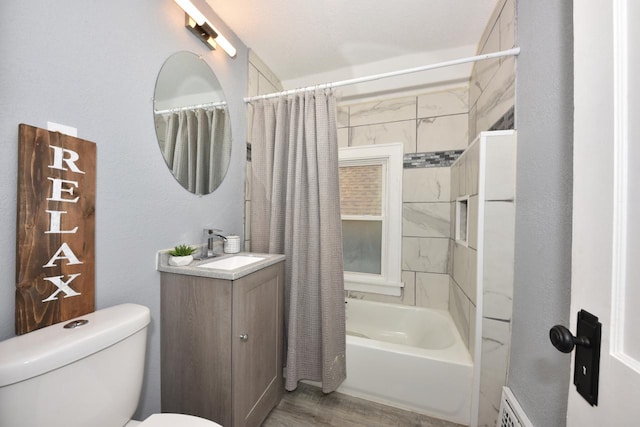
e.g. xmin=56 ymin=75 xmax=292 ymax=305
xmin=450 ymin=130 xmax=516 ymax=427
xmin=455 ymin=196 xmax=469 ymax=245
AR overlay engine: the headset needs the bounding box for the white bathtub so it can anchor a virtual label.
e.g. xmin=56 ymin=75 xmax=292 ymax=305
xmin=338 ymin=298 xmax=473 ymax=425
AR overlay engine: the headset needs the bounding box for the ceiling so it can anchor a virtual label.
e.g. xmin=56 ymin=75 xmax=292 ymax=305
xmin=205 ymin=0 xmax=501 ymax=97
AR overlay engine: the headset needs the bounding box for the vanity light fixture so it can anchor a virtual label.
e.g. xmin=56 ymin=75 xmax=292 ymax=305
xmin=174 ymin=0 xmax=237 ymax=58
xmin=186 ymin=16 xmax=217 ymax=50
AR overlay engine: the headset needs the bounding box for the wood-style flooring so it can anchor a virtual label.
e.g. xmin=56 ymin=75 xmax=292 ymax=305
xmin=262 ymin=383 xmax=466 ymax=427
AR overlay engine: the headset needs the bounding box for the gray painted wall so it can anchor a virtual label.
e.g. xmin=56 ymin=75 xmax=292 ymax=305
xmin=510 ymin=2 xmax=573 ymax=427
xmin=0 ymin=0 xmax=247 ymax=419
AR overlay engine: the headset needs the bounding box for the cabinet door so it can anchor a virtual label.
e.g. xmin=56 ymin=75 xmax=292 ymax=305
xmin=161 ymin=273 xmax=233 ymax=426
xmin=232 ymin=263 xmax=284 ymax=427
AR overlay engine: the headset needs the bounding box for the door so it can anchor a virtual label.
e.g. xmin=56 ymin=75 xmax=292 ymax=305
xmin=569 ymin=0 xmax=640 ymax=425
xmin=232 ymin=263 xmax=284 ymax=426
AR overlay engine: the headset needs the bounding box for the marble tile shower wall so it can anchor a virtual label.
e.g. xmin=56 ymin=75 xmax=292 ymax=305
xmin=444 ymin=0 xmax=517 ymax=362
xmin=338 ymin=86 xmax=469 ymax=308
xmin=451 ymin=132 xmax=516 ymax=427
xmin=478 ymin=135 xmax=516 ymax=427
xmin=467 ymin=1 xmax=516 ymax=425
xmin=449 ymin=141 xmax=480 ymax=357
xmin=469 ymin=0 xmax=516 ymax=139
xmin=245 ymin=51 xmax=284 ymax=252
xmin=480 ymin=134 xmax=516 ymax=427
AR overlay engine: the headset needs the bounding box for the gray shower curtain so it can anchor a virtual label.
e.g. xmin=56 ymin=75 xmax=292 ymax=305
xmin=158 ymin=107 xmax=230 ymax=194
xmin=250 ymin=90 xmax=346 ymax=393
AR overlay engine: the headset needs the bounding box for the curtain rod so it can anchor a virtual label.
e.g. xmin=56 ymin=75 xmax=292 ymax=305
xmin=244 ymin=47 xmax=520 ymax=103
xmin=154 ymin=100 xmax=227 ymax=115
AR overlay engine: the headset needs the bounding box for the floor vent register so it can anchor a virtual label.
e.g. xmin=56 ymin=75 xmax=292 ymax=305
xmin=497 ymin=387 xmax=534 ymax=427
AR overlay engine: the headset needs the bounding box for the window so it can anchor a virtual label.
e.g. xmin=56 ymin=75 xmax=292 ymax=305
xmin=339 ymin=143 xmax=403 ymax=296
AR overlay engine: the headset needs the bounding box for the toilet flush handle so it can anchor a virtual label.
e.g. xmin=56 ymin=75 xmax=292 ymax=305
xmin=64 ymin=319 xmax=89 ymax=329
xmin=239 ymin=333 xmax=249 ymax=341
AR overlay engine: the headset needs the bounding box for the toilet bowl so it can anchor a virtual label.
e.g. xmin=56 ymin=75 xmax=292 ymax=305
xmin=132 ymin=413 xmax=221 ymax=426
xmin=0 ymin=304 xmax=220 ymax=427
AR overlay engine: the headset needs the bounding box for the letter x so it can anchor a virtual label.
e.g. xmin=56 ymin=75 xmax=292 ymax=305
xmin=42 ymin=274 xmax=82 ymax=302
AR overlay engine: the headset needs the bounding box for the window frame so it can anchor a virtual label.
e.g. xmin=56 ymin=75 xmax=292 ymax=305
xmin=339 ymin=143 xmax=404 ymax=296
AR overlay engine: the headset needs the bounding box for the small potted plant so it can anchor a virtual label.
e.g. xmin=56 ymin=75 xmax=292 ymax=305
xmin=167 ymin=244 xmax=197 ymax=266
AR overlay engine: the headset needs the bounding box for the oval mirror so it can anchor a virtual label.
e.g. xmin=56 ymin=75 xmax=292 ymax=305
xmin=153 ymin=51 xmax=232 ymax=195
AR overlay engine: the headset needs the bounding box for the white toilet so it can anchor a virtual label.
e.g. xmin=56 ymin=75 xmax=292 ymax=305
xmin=0 ymin=304 xmax=221 ymax=427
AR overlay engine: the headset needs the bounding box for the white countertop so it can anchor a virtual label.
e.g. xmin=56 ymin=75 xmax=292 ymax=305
xmin=156 ymin=250 xmax=285 ymax=280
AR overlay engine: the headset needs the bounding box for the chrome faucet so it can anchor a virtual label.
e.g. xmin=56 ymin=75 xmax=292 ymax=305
xmin=202 ymin=228 xmax=226 ymax=258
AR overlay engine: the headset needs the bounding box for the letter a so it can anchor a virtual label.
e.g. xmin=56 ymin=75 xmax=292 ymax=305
xmin=43 ymin=242 xmax=83 ymax=267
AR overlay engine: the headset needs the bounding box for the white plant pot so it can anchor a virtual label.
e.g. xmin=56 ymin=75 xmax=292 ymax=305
xmin=168 ymin=255 xmax=193 ymax=266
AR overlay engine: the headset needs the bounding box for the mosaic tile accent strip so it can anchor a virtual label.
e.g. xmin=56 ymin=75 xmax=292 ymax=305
xmin=249 ymin=144 xmax=463 ymax=167
xmin=489 ymin=106 xmax=515 ymax=131
xmin=404 ymin=150 xmax=464 ymax=169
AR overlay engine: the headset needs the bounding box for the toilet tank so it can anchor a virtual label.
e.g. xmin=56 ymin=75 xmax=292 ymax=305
xmin=0 ymin=304 xmax=150 ymax=427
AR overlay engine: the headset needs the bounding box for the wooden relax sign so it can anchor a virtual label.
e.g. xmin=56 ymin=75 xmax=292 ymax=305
xmin=15 ymin=124 xmax=96 ymax=335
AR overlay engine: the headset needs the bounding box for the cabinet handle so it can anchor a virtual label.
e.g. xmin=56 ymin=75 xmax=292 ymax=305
xmin=239 ymin=333 xmax=249 ymax=341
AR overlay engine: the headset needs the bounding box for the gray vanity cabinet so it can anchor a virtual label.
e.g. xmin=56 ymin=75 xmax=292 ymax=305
xmin=160 ymin=262 xmax=284 ymax=427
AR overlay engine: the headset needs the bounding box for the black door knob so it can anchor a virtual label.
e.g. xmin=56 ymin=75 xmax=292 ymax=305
xmin=549 ymin=325 xmax=591 ymax=353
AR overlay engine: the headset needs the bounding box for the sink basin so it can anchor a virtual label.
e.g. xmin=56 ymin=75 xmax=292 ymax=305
xmin=199 ymin=255 xmax=266 ymax=271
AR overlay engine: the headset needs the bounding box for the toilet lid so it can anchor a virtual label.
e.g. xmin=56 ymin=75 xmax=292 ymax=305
xmin=140 ymin=413 xmax=223 ymax=427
